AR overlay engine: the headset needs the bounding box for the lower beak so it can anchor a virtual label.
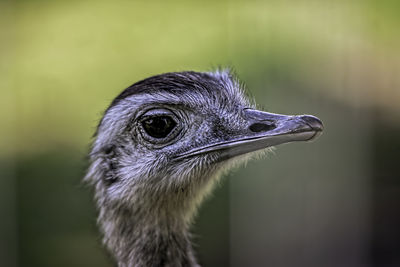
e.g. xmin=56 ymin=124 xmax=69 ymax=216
xmin=176 ymin=108 xmax=323 ymax=160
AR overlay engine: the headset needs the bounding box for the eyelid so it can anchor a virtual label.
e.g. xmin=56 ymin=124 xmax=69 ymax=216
xmin=138 ymin=108 xmax=176 ymax=121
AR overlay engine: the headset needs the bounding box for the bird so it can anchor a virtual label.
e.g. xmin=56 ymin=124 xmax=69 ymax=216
xmin=85 ymin=70 xmax=323 ymax=267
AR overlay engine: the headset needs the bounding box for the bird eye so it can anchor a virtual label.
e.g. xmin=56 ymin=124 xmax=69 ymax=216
xmin=138 ymin=108 xmax=183 ymax=145
xmin=141 ymin=115 xmax=177 ymax=139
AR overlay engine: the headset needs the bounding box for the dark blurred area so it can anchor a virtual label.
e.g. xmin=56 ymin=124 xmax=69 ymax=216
xmin=1 ymin=0 xmax=399 ymax=266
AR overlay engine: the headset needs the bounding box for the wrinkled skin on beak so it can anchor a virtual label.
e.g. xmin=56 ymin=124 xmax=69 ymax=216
xmin=176 ymin=108 xmax=323 ymax=161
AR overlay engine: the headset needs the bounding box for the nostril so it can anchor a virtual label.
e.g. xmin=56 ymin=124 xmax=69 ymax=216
xmin=249 ymin=123 xmax=276 ymax=133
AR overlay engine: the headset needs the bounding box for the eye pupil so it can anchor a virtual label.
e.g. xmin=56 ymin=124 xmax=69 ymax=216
xmin=142 ymin=116 xmax=177 ymax=138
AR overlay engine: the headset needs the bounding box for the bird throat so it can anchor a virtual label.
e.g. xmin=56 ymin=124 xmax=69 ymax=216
xmin=98 ymin=157 xmax=224 ymax=266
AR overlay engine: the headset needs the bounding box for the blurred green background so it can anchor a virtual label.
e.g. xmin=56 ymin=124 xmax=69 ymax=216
xmin=1 ymin=0 xmax=399 ymax=266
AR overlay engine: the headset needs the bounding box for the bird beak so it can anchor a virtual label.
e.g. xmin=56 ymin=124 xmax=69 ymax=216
xmin=176 ymin=108 xmax=323 ymax=161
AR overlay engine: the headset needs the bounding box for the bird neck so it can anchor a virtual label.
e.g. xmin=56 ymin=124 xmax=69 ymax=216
xmin=95 ymin=166 xmax=222 ymax=266
xmin=100 ymin=203 xmax=200 ymax=267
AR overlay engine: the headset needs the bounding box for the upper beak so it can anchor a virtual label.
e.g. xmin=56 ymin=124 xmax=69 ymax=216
xmin=176 ymin=108 xmax=323 ymax=160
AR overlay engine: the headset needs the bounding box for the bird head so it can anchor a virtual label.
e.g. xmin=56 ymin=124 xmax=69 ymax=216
xmin=85 ymin=70 xmax=323 ymax=223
